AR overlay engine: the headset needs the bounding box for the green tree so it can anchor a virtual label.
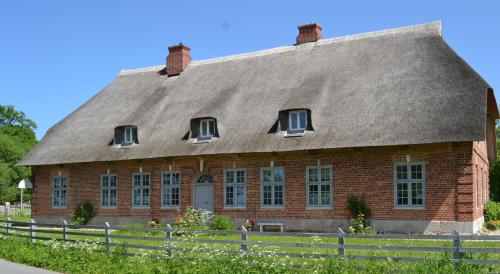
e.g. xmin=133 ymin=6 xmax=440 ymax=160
xmin=0 ymin=105 xmax=37 ymax=203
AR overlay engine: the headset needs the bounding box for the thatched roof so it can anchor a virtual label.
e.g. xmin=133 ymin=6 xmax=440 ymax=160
xmin=19 ymin=21 xmax=498 ymax=166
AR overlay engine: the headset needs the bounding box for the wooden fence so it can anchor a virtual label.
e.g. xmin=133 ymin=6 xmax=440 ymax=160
xmin=0 ymin=218 xmax=499 ymax=267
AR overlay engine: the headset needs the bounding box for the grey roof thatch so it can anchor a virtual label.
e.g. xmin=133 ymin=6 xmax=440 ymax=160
xmin=19 ymin=21 xmax=498 ymax=166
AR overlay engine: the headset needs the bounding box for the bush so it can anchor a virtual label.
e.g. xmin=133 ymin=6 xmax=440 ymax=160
xmin=210 ymin=214 xmax=235 ymax=231
xmin=489 ymin=160 xmax=500 ymax=201
xmin=72 ymin=201 xmax=95 ymax=225
xmin=484 ymin=201 xmax=500 ymax=222
xmin=486 ymin=220 xmax=500 ymax=230
xmin=173 ymin=207 xmax=211 ymax=230
xmin=347 ymin=196 xmax=371 ymax=220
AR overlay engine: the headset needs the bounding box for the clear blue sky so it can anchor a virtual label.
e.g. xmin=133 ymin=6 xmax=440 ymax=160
xmin=1 ymin=1 xmax=499 ymax=139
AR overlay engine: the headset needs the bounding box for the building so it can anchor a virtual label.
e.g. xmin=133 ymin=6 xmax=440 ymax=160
xmin=19 ymin=21 xmax=498 ymax=233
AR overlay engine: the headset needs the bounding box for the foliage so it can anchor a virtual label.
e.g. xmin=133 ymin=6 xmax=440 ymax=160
xmin=485 ymin=220 xmax=500 ymax=230
xmin=72 ymin=202 xmax=95 ymax=225
xmin=210 ymin=214 xmax=235 ymax=231
xmin=0 ymin=105 xmax=37 ymax=203
xmin=347 ymin=196 xmax=372 ymax=220
xmin=347 ymin=213 xmax=371 ymax=234
xmin=0 ymin=236 xmax=496 ymax=274
xmin=484 ymin=201 xmax=500 ymax=223
xmin=490 ymin=160 xmax=500 ymax=202
xmin=244 ymin=218 xmax=255 ymax=230
xmin=148 ymin=216 xmax=161 ymax=228
xmin=173 ymin=207 xmax=211 ymax=230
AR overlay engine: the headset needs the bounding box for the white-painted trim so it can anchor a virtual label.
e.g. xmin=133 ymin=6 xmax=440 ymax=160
xmin=305 ymin=164 xmax=333 ymax=208
xmin=223 ymin=168 xmax=247 ymax=209
xmin=288 ymin=110 xmax=307 ymax=131
xmin=199 ymin=118 xmax=215 ymax=138
xmin=100 ymin=174 xmax=118 ymax=209
xmin=393 ymin=162 xmax=426 ymax=209
xmin=131 ymin=172 xmax=151 ymax=209
xmin=260 ymin=167 xmax=285 ymax=208
xmin=160 ymin=171 xmax=181 ymax=208
xmin=51 ymin=176 xmax=68 ymax=209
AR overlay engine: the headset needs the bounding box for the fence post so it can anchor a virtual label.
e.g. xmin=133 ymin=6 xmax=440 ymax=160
xmin=453 ymin=230 xmax=462 ymax=267
xmin=6 ymin=217 xmax=11 ymax=238
xmin=63 ymin=220 xmax=68 ymax=242
xmin=165 ymin=224 xmax=173 ymax=257
xmin=30 ymin=219 xmax=36 ymax=243
xmin=105 ymin=222 xmax=111 ymax=255
xmin=240 ymin=226 xmax=248 ymax=252
xmin=338 ymin=227 xmax=345 ymax=256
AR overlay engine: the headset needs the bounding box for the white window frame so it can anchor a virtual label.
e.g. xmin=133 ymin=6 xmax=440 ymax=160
xmin=161 ymin=172 xmax=181 ymax=208
xmin=288 ymin=110 xmax=307 ymax=131
xmin=52 ymin=176 xmax=68 ymax=208
xmin=199 ymin=119 xmax=215 ymax=138
xmin=124 ymin=126 xmax=135 ymax=145
xmin=132 ymin=172 xmax=150 ymax=208
xmin=393 ymin=163 xmax=425 ymax=209
xmin=261 ymin=167 xmax=285 ymax=208
xmin=100 ymin=174 xmax=117 ymax=208
xmin=223 ymin=169 xmax=247 ymax=208
xmin=306 ymin=165 xmax=333 ymax=208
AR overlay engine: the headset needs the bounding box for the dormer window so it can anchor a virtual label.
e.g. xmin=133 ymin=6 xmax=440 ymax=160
xmin=289 ymin=110 xmax=307 ymax=131
xmin=124 ymin=127 xmax=136 ymax=145
xmin=113 ymin=125 xmax=138 ymax=146
xmin=200 ymin=119 xmax=215 ymax=138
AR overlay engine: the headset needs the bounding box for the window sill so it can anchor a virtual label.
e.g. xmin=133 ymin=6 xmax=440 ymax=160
xmin=51 ymin=206 xmax=67 ymax=209
xmin=193 ymin=137 xmax=213 ymax=144
xmin=223 ymin=206 xmax=247 ymax=210
xmin=394 ymin=206 xmax=425 ymax=210
xmin=306 ymin=206 xmax=332 ymax=210
xmin=261 ymin=206 xmax=285 ymax=209
xmin=284 ymin=131 xmax=305 ymax=138
xmin=160 ymin=206 xmax=180 ymax=209
xmin=100 ymin=206 xmax=117 ymax=209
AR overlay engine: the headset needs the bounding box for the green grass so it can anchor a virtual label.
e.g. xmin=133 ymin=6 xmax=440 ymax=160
xmin=0 ymin=215 xmax=31 ymax=222
xmin=0 ymin=236 xmax=496 ymax=274
xmin=1 ymin=221 xmax=499 ymax=272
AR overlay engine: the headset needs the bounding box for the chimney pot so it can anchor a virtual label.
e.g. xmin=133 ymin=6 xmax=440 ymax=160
xmin=166 ymin=43 xmax=191 ymax=77
xmin=296 ymin=23 xmax=323 ymax=44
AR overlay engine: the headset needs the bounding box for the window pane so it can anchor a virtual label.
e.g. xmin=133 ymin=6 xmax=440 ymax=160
xmin=172 ymin=173 xmax=180 ymax=185
xmin=110 ymin=189 xmax=117 ymax=206
xmin=309 ymin=185 xmax=318 ymax=205
xmin=263 ymin=185 xmax=272 ymax=205
xmin=299 ymin=111 xmax=307 ymax=129
xmin=110 ymin=176 xmax=116 ymax=187
xmin=225 ymin=171 xmax=235 ymax=184
xmin=274 ymin=168 xmax=284 ymax=183
xmin=102 ymin=189 xmax=109 ymax=205
xmin=226 ymin=186 xmax=234 ymax=205
xmin=236 ymin=170 xmax=245 ymax=184
xmin=411 ymin=181 xmax=423 ymax=205
xmin=274 ymin=185 xmax=283 ymax=205
xmin=396 ymin=165 xmax=408 ymax=180
xmin=202 ymin=121 xmax=208 ymax=136
xmin=397 ymin=183 xmax=408 ymax=205
xmin=171 ymin=187 xmax=180 ymax=206
xmin=142 ymin=174 xmax=150 ymax=186
xmin=263 ymin=169 xmax=272 ymax=183
xmin=102 ymin=176 xmax=108 ymax=187
xmin=142 ymin=188 xmax=149 ymax=206
xmin=411 ymin=165 xmax=423 ymax=180
xmin=291 ymin=112 xmax=298 ymax=129
xmin=133 ymin=189 xmax=141 ymax=206
xmin=133 ymin=175 xmax=141 ymax=186
xmin=236 ymin=186 xmax=245 ymax=206
xmin=308 ymin=168 xmax=318 ymax=182
xmin=321 ymin=167 xmax=331 ymax=182
xmin=209 ymin=120 xmax=215 ymax=136
xmin=163 ymin=187 xmax=170 ymax=206
xmin=321 ymin=185 xmax=331 ymax=205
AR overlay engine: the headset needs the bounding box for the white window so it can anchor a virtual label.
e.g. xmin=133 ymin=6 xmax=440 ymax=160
xmin=124 ymin=126 xmax=136 ymax=145
xmin=261 ymin=167 xmax=285 ymax=207
xmin=101 ymin=174 xmax=117 ymax=208
xmin=289 ymin=110 xmax=307 ymax=131
xmin=132 ymin=173 xmax=150 ymax=208
xmin=394 ymin=163 xmax=425 ymax=208
xmin=200 ymin=119 xmax=215 ymax=138
xmin=224 ymin=169 xmax=246 ymax=207
xmin=307 ymin=165 xmax=332 ymax=207
xmin=161 ymin=172 xmax=180 ymax=207
xmin=52 ymin=176 xmax=68 ymax=208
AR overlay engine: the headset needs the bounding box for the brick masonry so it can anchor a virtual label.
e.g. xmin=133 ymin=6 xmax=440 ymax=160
xmin=30 ymin=141 xmax=486 ymax=232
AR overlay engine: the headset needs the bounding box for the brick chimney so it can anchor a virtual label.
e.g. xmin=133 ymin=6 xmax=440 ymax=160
xmin=296 ymin=23 xmax=323 ymax=44
xmin=166 ymin=43 xmax=191 ymax=77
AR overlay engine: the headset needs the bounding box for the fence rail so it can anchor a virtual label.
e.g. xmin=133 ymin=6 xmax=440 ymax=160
xmin=0 ymin=218 xmax=499 ymax=266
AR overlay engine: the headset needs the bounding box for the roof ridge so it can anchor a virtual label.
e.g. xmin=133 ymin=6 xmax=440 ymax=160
xmin=118 ymin=21 xmax=442 ymax=76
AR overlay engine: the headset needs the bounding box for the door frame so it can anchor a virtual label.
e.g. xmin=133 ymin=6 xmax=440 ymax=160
xmin=193 ymin=174 xmax=214 ymax=211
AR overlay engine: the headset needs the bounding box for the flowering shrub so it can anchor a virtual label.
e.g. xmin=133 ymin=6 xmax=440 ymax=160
xmin=348 ymin=213 xmax=371 ymax=234
xmin=72 ymin=201 xmax=95 ymax=225
xmin=173 ymin=207 xmax=211 ymax=230
xmin=148 ymin=216 xmax=161 ymax=228
xmin=486 ymin=220 xmax=500 ymax=230
xmin=244 ymin=218 xmax=255 ymax=230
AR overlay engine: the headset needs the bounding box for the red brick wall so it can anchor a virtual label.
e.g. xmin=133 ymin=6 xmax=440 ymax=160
xmin=471 ymin=141 xmax=490 ymax=220
xmin=30 ymin=142 xmax=478 ymax=222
